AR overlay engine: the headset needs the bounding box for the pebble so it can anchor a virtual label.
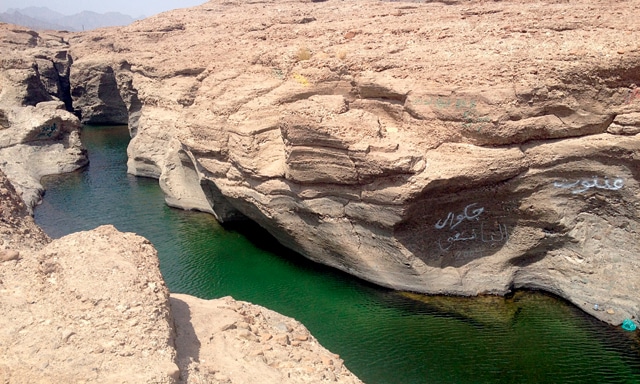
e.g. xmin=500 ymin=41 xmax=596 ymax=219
xmin=260 ymin=334 xmax=273 ymax=343
xmin=237 ymin=330 xmax=256 ymax=341
xmin=220 ymin=323 xmax=236 ymax=332
xmin=294 ymin=334 xmax=309 ymax=341
xmin=274 ymin=334 xmax=289 ymax=346
xmin=321 ymin=356 xmax=334 ymax=366
xmin=0 ymin=249 xmax=19 ymax=262
xmin=274 ymin=322 xmax=292 ymax=333
xmin=236 ymin=321 xmax=251 ymax=330
xmin=62 ymin=329 xmax=75 ymax=343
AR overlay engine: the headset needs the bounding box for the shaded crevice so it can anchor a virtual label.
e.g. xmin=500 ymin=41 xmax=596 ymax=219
xmin=200 ymin=179 xmax=248 ymax=223
xmin=24 ymin=63 xmax=51 ymax=106
xmin=51 ymin=51 xmax=73 ymax=113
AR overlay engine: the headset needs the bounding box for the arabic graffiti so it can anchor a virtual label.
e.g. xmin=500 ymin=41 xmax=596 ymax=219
xmin=434 ymin=203 xmax=509 ymax=256
xmin=272 ymin=68 xmax=284 ymax=79
xmin=553 ymin=177 xmax=624 ymax=194
xmin=414 ymin=96 xmax=476 ymax=110
xmin=454 ymin=249 xmax=484 ymax=261
xmin=36 ymin=123 xmax=57 ymax=138
xmin=462 ymin=110 xmax=492 ymax=132
xmin=435 ymin=203 xmax=484 ymax=230
xmin=437 ymin=222 xmax=509 ymax=252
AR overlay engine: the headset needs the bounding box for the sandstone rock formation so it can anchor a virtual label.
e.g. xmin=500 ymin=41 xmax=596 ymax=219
xmin=64 ymin=0 xmax=640 ymax=325
xmin=172 ymin=294 xmax=361 ymax=384
xmin=0 ymin=169 xmax=178 ymax=382
xmin=0 ymin=24 xmax=87 ymax=209
xmin=0 ymin=169 xmax=362 ymax=383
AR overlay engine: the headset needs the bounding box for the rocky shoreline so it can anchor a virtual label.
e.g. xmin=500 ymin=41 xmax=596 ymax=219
xmin=67 ymin=0 xmax=640 ymax=326
xmin=0 ymin=169 xmax=362 ymax=382
xmin=0 ymin=2 xmax=638 ymax=374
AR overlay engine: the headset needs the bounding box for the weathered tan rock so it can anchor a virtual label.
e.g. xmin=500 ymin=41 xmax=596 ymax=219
xmin=0 ymin=249 xmax=19 ymax=262
xmin=0 ymin=167 xmax=50 ymax=252
xmin=0 ymin=168 xmax=362 ymax=383
xmin=171 ymin=294 xmax=363 ymax=384
xmin=0 ymin=24 xmax=87 ymax=209
xmin=0 ymin=168 xmax=179 ymax=382
xmin=62 ymin=0 xmax=640 ymax=325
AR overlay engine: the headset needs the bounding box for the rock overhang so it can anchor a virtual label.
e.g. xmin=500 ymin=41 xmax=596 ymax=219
xmin=6 ymin=0 xmax=638 ymax=325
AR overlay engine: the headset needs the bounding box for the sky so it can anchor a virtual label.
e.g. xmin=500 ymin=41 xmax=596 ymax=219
xmin=0 ymin=0 xmax=206 ymax=18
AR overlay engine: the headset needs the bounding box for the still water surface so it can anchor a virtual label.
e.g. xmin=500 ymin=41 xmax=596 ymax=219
xmin=34 ymin=126 xmax=640 ymax=384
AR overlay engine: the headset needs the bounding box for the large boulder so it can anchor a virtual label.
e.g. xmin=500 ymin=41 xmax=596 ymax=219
xmin=0 ymin=224 xmax=180 ymax=383
xmin=0 ymin=169 xmax=178 ymax=382
xmin=171 ymin=294 xmax=362 ymax=384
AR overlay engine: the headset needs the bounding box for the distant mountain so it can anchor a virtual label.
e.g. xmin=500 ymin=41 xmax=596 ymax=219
xmin=57 ymin=11 xmax=137 ymax=31
xmin=0 ymin=11 xmax=70 ymax=31
xmin=7 ymin=6 xmax=66 ymax=23
xmin=0 ymin=7 xmax=139 ymax=31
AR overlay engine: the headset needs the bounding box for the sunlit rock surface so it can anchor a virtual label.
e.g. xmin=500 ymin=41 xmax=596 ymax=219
xmin=13 ymin=0 xmax=639 ymax=325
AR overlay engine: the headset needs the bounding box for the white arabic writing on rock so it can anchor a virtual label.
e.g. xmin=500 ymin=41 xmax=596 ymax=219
xmin=437 ymin=223 xmax=509 ymax=251
xmin=553 ymin=177 xmax=624 ymax=194
xmin=435 ymin=203 xmax=484 ymax=230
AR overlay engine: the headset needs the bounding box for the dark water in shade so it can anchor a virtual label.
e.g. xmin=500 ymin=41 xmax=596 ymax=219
xmin=34 ymin=125 xmax=640 ymax=384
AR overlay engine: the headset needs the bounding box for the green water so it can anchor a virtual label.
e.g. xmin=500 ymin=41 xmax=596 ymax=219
xmin=34 ymin=126 xmax=640 ymax=384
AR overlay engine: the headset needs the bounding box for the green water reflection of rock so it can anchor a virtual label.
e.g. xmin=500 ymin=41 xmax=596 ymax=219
xmin=34 ymin=126 xmax=640 ymax=384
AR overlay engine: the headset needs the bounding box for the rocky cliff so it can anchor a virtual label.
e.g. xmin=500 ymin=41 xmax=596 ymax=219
xmin=61 ymin=0 xmax=640 ymax=326
xmin=0 ymin=168 xmax=362 ymax=383
xmin=0 ymin=24 xmax=87 ymax=209
xmin=0 ymin=21 xmax=362 ymax=383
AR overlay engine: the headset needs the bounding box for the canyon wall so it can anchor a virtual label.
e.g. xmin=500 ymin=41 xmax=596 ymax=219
xmin=65 ymin=0 xmax=640 ymax=325
xmin=0 ymin=167 xmax=362 ymax=383
xmin=0 ymin=0 xmax=638 ymax=379
xmin=0 ymin=22 xmax=363 ymax=383
xmin=0 ymin=24 xmax=87 ymax=210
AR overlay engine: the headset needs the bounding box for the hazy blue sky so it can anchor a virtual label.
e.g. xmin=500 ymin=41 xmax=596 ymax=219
xmin=0 ymin=0 xmax=206 ymax=18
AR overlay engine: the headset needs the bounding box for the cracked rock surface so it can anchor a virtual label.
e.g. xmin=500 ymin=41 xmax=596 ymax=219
xmin=0 ymin=24 xmax=87 ymax=210
xmin=62 ymin=0 xmax=640 ymax=325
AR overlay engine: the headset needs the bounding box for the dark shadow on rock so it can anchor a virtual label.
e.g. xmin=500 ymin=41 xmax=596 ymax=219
xmin=169 ymin=296 xmax=200 ymax=383
xmin=395 ymin=181 xmax=519 ymax=269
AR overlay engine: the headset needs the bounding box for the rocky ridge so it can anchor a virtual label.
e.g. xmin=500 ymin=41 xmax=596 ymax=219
xmin=0 ymin=168 xmax=362 ymax=383
xmin=62 ymin=0 xmax=640 ymax=325
xmin=0 ymin=24 xmax=87 ymax=210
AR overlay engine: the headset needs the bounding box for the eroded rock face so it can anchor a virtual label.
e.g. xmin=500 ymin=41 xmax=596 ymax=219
xmin=0 ymin=24 xmax=87 ymax=209
xmin=66 ymin=0 xmax=640 ymax=325
xmin=0 ymin=169 xmax=179 ymax=382
xmin=0 ymin=169 xmax=363 ymax=383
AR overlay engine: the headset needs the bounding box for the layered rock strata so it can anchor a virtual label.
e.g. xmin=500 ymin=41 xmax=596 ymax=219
xmin=0 ymin=169 xmax=362 ymax=383
xmin=0 ymin=24 xmax=87 ymax=209
xmin=64 ymin=0 xmax=640 ymax=325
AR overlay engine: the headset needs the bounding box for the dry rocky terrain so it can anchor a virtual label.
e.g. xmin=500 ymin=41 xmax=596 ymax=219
xmin=0 ymin=169 xmax=362 ymax=382
xmin=0 ymin=0 xmax=639 ymax=380
xmin=0 ymin=24 xmax=87 ymax=210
